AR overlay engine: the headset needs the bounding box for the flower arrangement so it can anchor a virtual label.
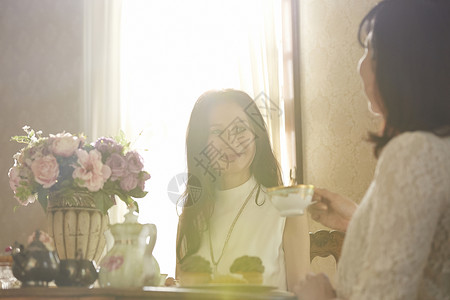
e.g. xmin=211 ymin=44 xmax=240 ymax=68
xmin=8 ymin=126 xmax=150 ymax=214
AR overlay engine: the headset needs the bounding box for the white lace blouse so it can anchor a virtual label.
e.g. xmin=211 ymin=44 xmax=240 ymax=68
xmin=337 ymin=131 xmax=450 ymax=300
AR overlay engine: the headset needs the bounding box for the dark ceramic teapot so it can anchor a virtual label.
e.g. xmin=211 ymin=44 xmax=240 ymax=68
xmin=55 ymin=250 xmax=98 ymax=287
xmin=11 ymin=230 xmax=60 ymax=287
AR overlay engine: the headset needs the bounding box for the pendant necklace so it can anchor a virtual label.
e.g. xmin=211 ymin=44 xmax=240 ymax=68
xmin=208 ymin=182 xmax=260 ymax=274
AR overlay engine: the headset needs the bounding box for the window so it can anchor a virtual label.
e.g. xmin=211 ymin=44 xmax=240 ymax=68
xmin=119 ymin=0 xmax=298 ymax=277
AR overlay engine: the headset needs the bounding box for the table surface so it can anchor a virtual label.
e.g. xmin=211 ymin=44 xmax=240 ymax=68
xmin=0 ymin=286 xmax=297 ymax=300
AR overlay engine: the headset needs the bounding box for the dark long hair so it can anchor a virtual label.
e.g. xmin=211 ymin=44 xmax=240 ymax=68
xmin=358 ymin=0 xmax=450 ymax=157
xmin=176 ymin=89 xmax=282 ymax=263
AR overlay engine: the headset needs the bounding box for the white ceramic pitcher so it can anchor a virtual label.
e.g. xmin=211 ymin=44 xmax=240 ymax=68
xmin=98 ymin=207 xmax=160 ymax=287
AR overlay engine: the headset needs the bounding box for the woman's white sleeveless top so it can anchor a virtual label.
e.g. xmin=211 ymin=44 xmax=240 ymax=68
xmin=194 ymin=177 xmax=287 ymax=289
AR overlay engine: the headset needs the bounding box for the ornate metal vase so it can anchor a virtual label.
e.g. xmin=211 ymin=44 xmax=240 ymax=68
xmin=47 ymin=192 xmax=109 ymax=263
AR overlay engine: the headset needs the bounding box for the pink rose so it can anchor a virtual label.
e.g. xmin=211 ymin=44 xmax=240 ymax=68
xmin=138 ymin=171 xmax=151 ymax=191
xmin=51 ymin=133 xmax=81 ymax=157
xmin=31 ymin=155 xmax=59 ymax=188
xmin=73 ymin=149 xmax=112 ymax=192
xmin=125 ymin=151 xmax=144 ymax=174
xmin=120 ymin=173 xmax=138 ymax=191
xmin=8 ymin=166 xmax=20 ymax=192
xmin=106 ymin=153 xmax=128 ymax=181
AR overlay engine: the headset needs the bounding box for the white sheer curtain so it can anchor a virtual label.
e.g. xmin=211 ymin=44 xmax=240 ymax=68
xmin=80 ymin=0 xmax=295 ymax=277
xmin=81 ymin=0 xmax=126 ymax=223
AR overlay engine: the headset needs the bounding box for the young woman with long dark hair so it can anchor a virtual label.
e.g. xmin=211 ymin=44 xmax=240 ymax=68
xmin=176 ymin=89 xmax=310 ymax=290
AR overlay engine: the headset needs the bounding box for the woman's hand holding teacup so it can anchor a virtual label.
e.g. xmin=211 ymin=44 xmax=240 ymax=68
xmin=308 ymin=188 xmax=358 ymax=232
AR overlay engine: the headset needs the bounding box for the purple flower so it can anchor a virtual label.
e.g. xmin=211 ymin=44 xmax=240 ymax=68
xmin=138 ymin=171 xmax=151 ymax=191
xmin=94 ymin=137 xmax=123 ymax=155
xmin=125 ymin=151 xmax=144 ymax=174
xmin=106 ymin=153 xmax=128 ymax=181
xmin=120 ymin=173 xmax=138 ymax=191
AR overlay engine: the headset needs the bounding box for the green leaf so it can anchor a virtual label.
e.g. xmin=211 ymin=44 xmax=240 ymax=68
xmin=115 ymin=130 xmax=131 ymax=151
xmin=10 ymin=135 xmax=31 ymax=144
xmin=93 ymin=191 xmax=114 ymax=215
xmin=37 ymin=189 xmax=49 ymax=212
xmin=83 ymin=144 xmax=95 ymax=152
xmin=133 ymin=200 xmax=140 ymax=213
xmin=128 ymin=187 xmax=148 ymax=198
xmin=115 ymin=191 xmax=130 ymax=204
xmin=73 ymin=177 xmax=85 ymax=187
xmin=113 ymin=191 xmax=138 ymax=210
xmin=103 ymin=180 xmax=116 ymax=190
xmin=15 ymin=185 xmax=31 ymax=200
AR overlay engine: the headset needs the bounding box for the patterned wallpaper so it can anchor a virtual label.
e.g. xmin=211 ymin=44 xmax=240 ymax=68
xmin=300 ymin=0 xmax=381 ymax=283
xmin=0 ymin=0 xmax=84 ymax=249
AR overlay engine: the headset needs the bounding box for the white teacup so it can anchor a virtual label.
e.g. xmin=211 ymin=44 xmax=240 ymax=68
xmin=267 ymin=184 xmax=314 ymax=216
xmin=159 ymin=273 xmax=168 ymax=286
